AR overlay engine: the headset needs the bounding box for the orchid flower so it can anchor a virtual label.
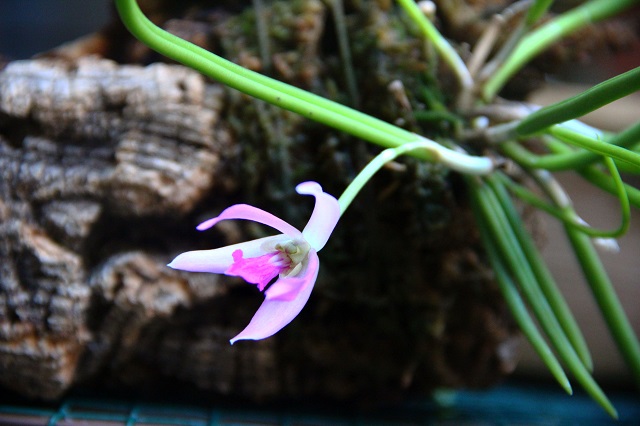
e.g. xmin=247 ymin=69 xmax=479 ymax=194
xmin=168 ymin=182 xmax=340 ymax=344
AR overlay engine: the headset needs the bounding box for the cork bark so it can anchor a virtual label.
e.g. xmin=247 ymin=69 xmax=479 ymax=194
xmin=0 ymin=57 xmax=234 ymax=399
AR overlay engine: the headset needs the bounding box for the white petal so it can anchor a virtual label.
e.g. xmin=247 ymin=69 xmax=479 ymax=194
xmin=167 ymin=235 xmax=288 ymax=273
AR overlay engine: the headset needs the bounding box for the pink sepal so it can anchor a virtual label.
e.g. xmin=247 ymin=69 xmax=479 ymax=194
xmin=296 ymin=182 xmax=340 ymax=251
xmin=196 ymin=204 xmax=303 ymax=240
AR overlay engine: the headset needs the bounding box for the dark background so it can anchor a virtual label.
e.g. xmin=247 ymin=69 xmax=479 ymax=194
xmin=0 ymin=0 xmax=111 ymax=59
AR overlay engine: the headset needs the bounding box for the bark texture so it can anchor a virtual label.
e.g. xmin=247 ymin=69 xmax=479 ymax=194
xmin=0 ymin=57 xmax=232 ymax=399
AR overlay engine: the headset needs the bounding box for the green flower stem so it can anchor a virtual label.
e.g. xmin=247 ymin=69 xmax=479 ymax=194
xmin=115 ymin=0 xmax=419 ymax=152
xmin=396 ymin=0 xmax=473 ymax=91
xmin=563 ymin=220 xmax=640 ymax=388
xmin=338 ymin=140 xmax=493 ymax=215
xmin=517 ymin=66 xmax=640 ymax=135
xmin=474 ymin=209 xmax=572 ymax=394
xmin=487 ymin=174 xmax=593 ymax=370
xmin=501 ymin=122 xmax=640 ymax=171
xmin=482 ymin=0 xmax=639 ymax=101
xmin=469 ymin=177 xmax=617 ymax=418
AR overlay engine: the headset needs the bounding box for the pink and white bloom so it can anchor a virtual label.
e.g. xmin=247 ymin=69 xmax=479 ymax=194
xmin=168 ymin=182 xmax=340 ymax=344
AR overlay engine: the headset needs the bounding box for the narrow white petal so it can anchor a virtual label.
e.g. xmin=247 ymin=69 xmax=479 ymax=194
xmin=168 ymin=235 xmax=288 ymax=273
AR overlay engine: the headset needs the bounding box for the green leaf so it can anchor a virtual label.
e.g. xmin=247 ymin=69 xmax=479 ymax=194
xmin=517 ymin=67 xmax=640 ymax=135
xmin=468 ymin=177 xmax=618 ymax=418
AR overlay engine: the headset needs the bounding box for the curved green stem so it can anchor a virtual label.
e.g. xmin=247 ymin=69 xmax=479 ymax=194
xmin=482 ymin=0 xmax=639 ymax=101
xmin=498 ymin=158 xmax=630 ymax=239
xmin=580 ymin=166 xmax=640 ymax=209
xmin=339 ymin=140 xmax=493 ymax=215
xmin=598 ymin=156 xmax=631 ymax=238
xmin=115 ymin=0 xmax=497 ymax=176
xmin=539 ymin=136 xmax=640 ymax=209
xmin=115 ymin=0 xmax=417 ymax=150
